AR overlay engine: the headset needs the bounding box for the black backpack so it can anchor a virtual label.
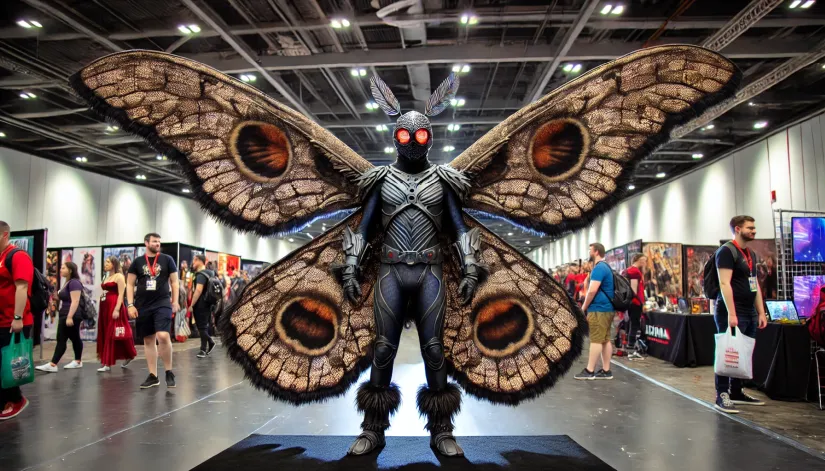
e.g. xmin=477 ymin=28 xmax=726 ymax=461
xmin=76 ymin=289 xmax=98 ymax=326
xmin=4 ymin=248 xmax=50 ymax=316
xmin=200 ymin=270 xmax=224 ymax=307
xmin=702 ymin=242 xmax=740 ymax=300
xmin=597 ymin=261 xmax=635 ymax=311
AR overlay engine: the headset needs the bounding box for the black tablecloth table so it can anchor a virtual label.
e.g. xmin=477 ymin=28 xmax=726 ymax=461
xmin=750 ymin=323 xmax=817 ymax=401
xmin=643 ymin=311 xmax=717 ymax=367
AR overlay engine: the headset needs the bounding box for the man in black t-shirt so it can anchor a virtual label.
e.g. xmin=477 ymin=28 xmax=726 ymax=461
xmin=127 ymin=233 xmax=180 ymax=389
xmin=714 ymin=215 xmax=768 ymax=414
xmin=188 ymin=255 xmax=216 ymax=358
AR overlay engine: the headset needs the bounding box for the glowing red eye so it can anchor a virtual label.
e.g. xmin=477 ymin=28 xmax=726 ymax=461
xmin=414 ymin=129 xmax=429 ymax=145
xmin=396 ymin=129 xmax=411 ymax=144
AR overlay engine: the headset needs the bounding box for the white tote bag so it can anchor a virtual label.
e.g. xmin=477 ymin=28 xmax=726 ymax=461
xmin=714 ymin=326 xmax=756 ymax=379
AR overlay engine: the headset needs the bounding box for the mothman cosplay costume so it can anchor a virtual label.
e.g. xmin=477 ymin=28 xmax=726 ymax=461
xmin=70 ymin=45 xmax=740 ymax=456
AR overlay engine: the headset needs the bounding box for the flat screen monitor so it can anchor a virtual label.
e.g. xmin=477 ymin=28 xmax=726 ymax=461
xmin=765 ymin=300 xmax=799 ymax=322
xmin=792 ymin=217 xmax=825 ymax=262
xmin=793 ymin=275 xmax=825 ymax=319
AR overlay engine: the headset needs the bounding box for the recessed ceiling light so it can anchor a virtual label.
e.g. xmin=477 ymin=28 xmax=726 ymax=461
xmin=754 ymin=121 xmax=769 ymax=129
xmin=656 ymin=172 xmax=666 ymax=179
xmin=526 ymin=240 xmax=531 ymax=244
xmin=628 ymin=184 xmax=635 ymax=190
xmin=692 ymin=153 xmax=704 ymax=159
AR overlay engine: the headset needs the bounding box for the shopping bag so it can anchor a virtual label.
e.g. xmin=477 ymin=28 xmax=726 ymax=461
xmin=1 ymin=332 xmax=35 ymax=389
xmin=112 ymin=316 xmax=131 ymax=341
xmin=714 ymin=326 xmax=755 ymax=379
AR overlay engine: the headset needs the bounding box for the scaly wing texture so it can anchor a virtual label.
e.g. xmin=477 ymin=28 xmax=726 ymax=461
xmin=442 ymin=215 xmax=586 ymax=405
xmin=70 ymin=50 xmax=373 ymax=236
xmin=218 ymin=210 xmax=381 ymax=404
xmin=449 ymin=45 xmax=741 ymax=237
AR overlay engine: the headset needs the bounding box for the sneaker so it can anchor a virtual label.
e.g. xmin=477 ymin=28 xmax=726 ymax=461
xmin=64 ymin=360 xmax=83 ymax=369
xmin=121 ymin=359 xmax=133 ymax=368
xmin=35 ymin=363 xmax=58 ymax=373
xmin=595 ymin=369 xmax=614 ymax=380
xmin=206 ymin=341 xmax=216 ymax=355
xmin=627 ymin=351 xmax=644 ymax=360
xmin=574 ymin=368 xmax=596 ymax=380
xmin=140 ymin=374 xmax=160 ymax=389
xmin=197 ymin=350 xmax=207 ymax=358
xmin=97 ymin=366 xmax=111 ymax=373
xmin=0 ymin=398 xmax=29 ymax=421
xmin=729 ymin=392 xmax=766 ymax=406
xmin=715 ymin=393 xmax=740 ymax=414
xmin=165 ymin=371 xmax=176 ymax=388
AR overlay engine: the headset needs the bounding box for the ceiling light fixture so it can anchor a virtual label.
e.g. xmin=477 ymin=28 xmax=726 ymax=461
xmin=449 ymin=98 xmax=466 ymax=107
xmin=350 ymin=68 xmax=367 ymax=77
xmin=656 ymin=172 xmax=666 ymax=179
xmin=563 ymin=63 xmax=583 ymax=73
xmin=447 ymin=124 xmax=461 ymax=131
xmin=460 ymin=13 xmax=479 ymax=25
xmin=748 ymin=101 xmax=755 ymax=106
xmin=443 ymin=145 xmax=455 ymax=152
xmin=754 ymin=121 xmax=769 ymax=129
xmin=17 ymin=19 xmax=43 ymax=29
xmin=702 ymin=124 xmax=715 ymax=131
xmin=692 ymin=153 xmax=704 ymax=159
xmin=508 ymin=232 xmax=514 ymax=236
xmin=790 ymin=0 xmax=803 ymax=6
xmin=75 ymin=156 xmax=88 ymax=163
xmin=0 ymin=132 xmax=6 ymax=138
xmin=288 ymin=238 xmax=294 ymax=242
xmin=105 ymin=125 xmax=119 ymax=133
xmin=156 ymin=154 xmax=167 ymax=160
xmin=802 ymin=0 xmax=815 ymax=7
xmin=384 ymin=147 xmax=394 ymax=154
xmin=611 ymin=5 xmax=624 ymax=14
xmin=177 ymin=24 xmax=200 ymax=34
xmin=19 ymin=92 xmax=36 ymax=100
xmin=366 ymin=102 xmax=378 ymax=111
xmin=240 ymin=74 xmax=256 ymax=82
xmin=182 ymin=188 xmax=191 ymax=193
xmin=375 ymin=124 xmax=389 ymax=132
xmin=601 ymin=4 xmax=613 ymax=14
xmin=136 ymin=174 xmax=147 ymax=180
xmin=628 ymin=184 xmax=635 ymax=190
xmin=330 ymin=18 xmax=350 ymax=29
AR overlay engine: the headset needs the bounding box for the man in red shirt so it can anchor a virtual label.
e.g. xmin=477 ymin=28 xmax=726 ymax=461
xmin=0 ymin=220 xmax=34 ymax=420
xmin=625 ymin=253 xmax=647 ymax=359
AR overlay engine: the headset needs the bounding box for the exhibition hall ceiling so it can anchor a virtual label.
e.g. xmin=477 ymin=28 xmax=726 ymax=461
xmin=1 ymin=0 xmax=824 ymax=249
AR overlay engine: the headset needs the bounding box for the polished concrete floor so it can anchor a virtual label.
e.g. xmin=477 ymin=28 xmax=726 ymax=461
xmin=2 ymin=329 xmax=824 ymax=471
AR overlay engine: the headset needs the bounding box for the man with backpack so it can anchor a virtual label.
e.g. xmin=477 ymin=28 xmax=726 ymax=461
xmin=0 ymin=221 xmax=34 ymax=420
xmin=188 ymin=255 xmax=217 ymax=358
xmin=710 ymin=215 xmax=769 ymax=414
xmin=575 ymin=243 xmax=617 ymax=380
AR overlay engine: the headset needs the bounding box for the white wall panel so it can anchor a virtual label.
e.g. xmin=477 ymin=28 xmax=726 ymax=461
xmin=800 ymin=120 xmax=821 ymax=211
xmin=0 ymin=148 xmax=298 ymax=262
xmin=767 ymin=131 xmax=791 ymax=209
xmin=815 ymin=116 xmax=825 ymax=210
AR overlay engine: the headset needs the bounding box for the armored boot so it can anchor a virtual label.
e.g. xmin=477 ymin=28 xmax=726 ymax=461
xmin=416 ymin=383 xmax=464 ymax=457
xmin=347 ymin=382 xmax=401 ymax=456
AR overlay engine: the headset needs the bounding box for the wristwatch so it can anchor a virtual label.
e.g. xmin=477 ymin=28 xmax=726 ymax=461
xmin=14 ymin=315 xmax=22 ymax=320
xmin=127 ymin=303 xmax=134 ymax=308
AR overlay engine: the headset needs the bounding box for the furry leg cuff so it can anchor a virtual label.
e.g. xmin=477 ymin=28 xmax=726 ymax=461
xmin=416 ymin=383 xmax=462 ymax=433
xmin=355 ymin=382 xmax=401 ymax=432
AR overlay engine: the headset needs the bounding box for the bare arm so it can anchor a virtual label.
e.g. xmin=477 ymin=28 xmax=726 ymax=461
xmin=14 ymin=280 xmax=28 ymax=318
xmin=114 ymin=274 xmax=126 ymax=312
xmin=170 ymin=272 xmax=180 ymax=306
xmin=581 ymin=280 xmax=602 ymax=313
xmin=755 ymin=281 xmax=767 ymax=320
xmin=126 ymin=273 xmax=137 ymax=306
xmin=630 ymin=279 xmax=639 ymax=295
xmin=67 ymin=290 xmax=81 ymax=319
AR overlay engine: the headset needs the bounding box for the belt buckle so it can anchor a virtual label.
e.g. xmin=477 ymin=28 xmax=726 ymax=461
xmin=398 ymin=250 xmax=416 ymax=265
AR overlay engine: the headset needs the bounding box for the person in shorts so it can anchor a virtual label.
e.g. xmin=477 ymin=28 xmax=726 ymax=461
xmin=574 ymin=243 xmax=615 ymax=380
xmin=127 ymin=233 xmax=180 ymax=389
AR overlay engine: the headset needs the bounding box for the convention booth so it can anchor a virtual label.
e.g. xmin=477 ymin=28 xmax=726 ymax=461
xmin=549 ymin=209 xmax=825 ymax=404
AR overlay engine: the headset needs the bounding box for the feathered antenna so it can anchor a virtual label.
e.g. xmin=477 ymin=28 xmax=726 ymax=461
xmin=425 ymin=72 xmax=459 ymax=117
xmin=369 ymin=74 xmax=402 ymax=116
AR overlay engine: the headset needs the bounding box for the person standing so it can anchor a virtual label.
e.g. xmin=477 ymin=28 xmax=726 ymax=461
xmin=714 ymin=216 xmax=768 ymax=413
xmin=563 ymin=264 xmax=579 ymax=300
xmin=626 ymin=253 xmax=647 ymax=360
xmin=127 ymin=233 xmax=179 ymax=389
xmin=188 ymin=255 xmax=216 ymax=358
xmin=0 ymin=221 xmax=34 ymax=420
xmin=36 ymin=262 xmax=84 ymax=372
xmin=96 ymin=256 xmax=136 ymax=372
xmin=575 ymin=243 xmax=615 ymax=380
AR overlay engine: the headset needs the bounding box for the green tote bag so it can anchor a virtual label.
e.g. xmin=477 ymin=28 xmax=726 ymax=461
xmin=1 ymin=332 xmax=35 ymax=388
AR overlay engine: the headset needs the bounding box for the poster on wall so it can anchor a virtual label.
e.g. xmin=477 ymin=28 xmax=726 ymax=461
xmin=44 ymin=250 xmax=60 ymax=340
xmin=684 ymin=245 xmax=717 ymax=298
xmin=59 ymin=249 xmax=74 ymax=289
xmin=219 ymin=253 xmax=241 ymax=277
xmin=74 ymin=247 xmax=101 ymax=341
xmin=103 ymin=247 xmax=136 ymax=277
xmin=9 ymin=236 xmax=34 ymax=258
xmin=643 ymin=242 xmax=683 ymax=299
xmin=606 ymin=246 xmax=626 ymax=273
xmin=242 ymin=262 xmax=264 ymax=280
xmin=718 ymin=238 xmax=778 ymax=300
xmin=205 ymin=250 xmax=219 ymax=271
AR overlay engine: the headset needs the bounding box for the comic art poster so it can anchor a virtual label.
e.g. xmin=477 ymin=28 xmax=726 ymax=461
xmin=74 ymin=247 xmax=101 ymax=341
xmin=643 ymin=243 xmax=683 ymax=299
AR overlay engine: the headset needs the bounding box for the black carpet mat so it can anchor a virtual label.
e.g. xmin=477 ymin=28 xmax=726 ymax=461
xmin=192 ymin=435 xmax=616 ymax=470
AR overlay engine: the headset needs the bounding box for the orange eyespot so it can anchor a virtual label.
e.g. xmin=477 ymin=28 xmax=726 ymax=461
xmin=414 ymin=128 xmax=429 ymax=145
xmin=396 ymin=128 xmax=411 ymax=144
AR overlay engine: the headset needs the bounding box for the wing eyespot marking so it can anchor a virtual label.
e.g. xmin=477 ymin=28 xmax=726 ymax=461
xmin=529 ymin=118 xmax=590 ymax=182
xmin=230 ymin=121 xmax=292 ymax=183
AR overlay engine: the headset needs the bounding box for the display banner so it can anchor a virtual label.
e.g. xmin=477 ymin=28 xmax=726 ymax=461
xmin=74 ymin=247 xmax=101 ymax=341
xmin=9 ymin=236 xmax=34 ymax=258
xmin=44 ymin=250 xmax=60 ymax=340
